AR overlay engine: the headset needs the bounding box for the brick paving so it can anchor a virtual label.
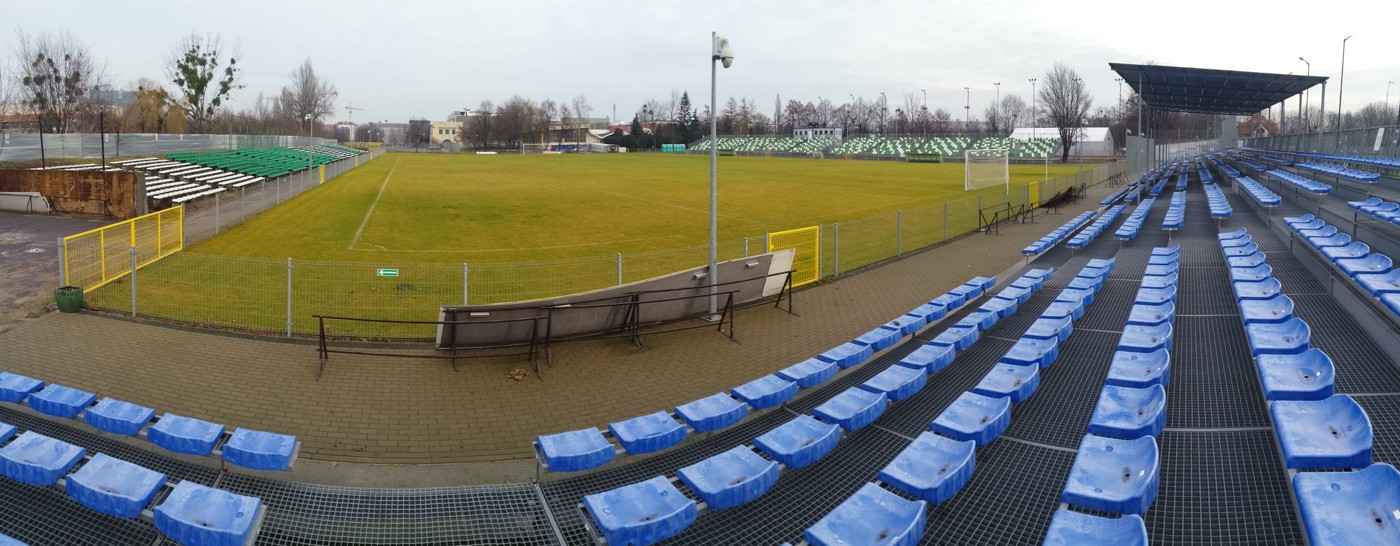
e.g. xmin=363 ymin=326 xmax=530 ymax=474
xmin=0 ymin=183 xmax=1116 ymax=465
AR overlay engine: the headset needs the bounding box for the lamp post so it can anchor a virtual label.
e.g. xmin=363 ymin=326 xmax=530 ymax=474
xmin=1338 ymin=35 xmax=1352 ymax=131
xmin=1114 ymin=78 xmax=1123 ymax=121
xmin=1387 ymin=81 xmax=1395 ymax=113
xmin=708 ymin=32 xmax=734 ymax=318
xmin=1299 ymin=57 xmax=1310 ymax=131
xmin=963 ymin=87 xmax=970 ymax=132
xmin=879 ymin=92 xmax=886 ymax=135
xmin=921 ymin=89 xmax=927 ymax=138
xmin=304 ymin=114 xmax=313 ymax=189
xmin=993 ymin=82 xmax=1000 ymax=134
xmin=1028 ymin=78 xmax=1037 ymax=136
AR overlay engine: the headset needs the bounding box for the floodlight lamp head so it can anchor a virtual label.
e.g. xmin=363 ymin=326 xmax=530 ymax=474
xmin=713 ymin=35 xmax=734 ymax=68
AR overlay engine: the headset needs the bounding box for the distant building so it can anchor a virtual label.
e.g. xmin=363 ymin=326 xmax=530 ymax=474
xmin=794 ymin=126 xmax=842 ymax=140
xmin=1237 ymin=114 xmax=1278 ymax=139
xmin=430 ymin=120 xmax=463 ymax=145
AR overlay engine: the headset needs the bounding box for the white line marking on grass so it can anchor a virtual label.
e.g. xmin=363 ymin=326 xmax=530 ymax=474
xmin=348 ymin=156 xmax=401 ymax=250
xmin=347 ymin=232 xmax=690 ymax=253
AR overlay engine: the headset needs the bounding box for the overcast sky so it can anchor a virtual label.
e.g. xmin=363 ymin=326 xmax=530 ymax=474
xmin=7 ymin=0 xmax=1399 ymax=125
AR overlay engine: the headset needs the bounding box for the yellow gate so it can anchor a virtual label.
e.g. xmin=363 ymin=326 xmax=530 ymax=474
xmin=1029 ymin=181 xmax=1041 ymax=208
xmin=62 ymin=206 xmax=184 ymax=292
xmin=768 ymin=226 xmax=821 ymax=287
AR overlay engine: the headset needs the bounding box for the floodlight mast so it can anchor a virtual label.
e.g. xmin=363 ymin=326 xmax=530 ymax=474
xmin=708 ymin=33 xmax=733 ymax=319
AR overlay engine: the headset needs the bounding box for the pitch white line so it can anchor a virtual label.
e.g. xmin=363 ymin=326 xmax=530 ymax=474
xmin=347 ymin=156 xmax=401 ymax=250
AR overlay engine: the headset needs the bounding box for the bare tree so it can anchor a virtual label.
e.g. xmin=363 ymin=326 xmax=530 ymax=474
xmin=571 ymin=95 xmax=591 ymax=127
xmin=276 ymin=58 xmax=337 ymax=135
xmin=14 ymin=30 xmax=106 ymax=133
xmin=930 ymin=108 xmax=952 ymax=134
xmin=124 ymin=77 xmax=185 ymax=134
xmin=1348 ymin=101 xmax=1392 ymax=129
xmin=468 ymin=100 xmax=493 ymax=148
xmin=1038 ymin=63 xmax=1093 ymax=162
xmin=167 ymin=33 xmax=242 ymax=132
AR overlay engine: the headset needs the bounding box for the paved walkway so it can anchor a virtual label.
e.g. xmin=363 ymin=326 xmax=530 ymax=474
xmin=0 ymin=183 xmax=1115 ymax=468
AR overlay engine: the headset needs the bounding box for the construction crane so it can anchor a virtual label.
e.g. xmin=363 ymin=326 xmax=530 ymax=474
xmin=344 ymin=102 xmax=364 ymax=124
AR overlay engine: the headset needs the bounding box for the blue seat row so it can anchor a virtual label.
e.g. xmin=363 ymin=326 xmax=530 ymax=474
xmin=1238 ymin=159 xmax=1269 ymax=172
xmin=0 ymin=421 xmax=265 ymax=546
xmin=536 ymin=276 xmax=1004 ymax=473
xmin=1235 ymin=176 xmax=1281 ymax=207
xmin=1162 ymin=192 xmax=1186 ymax=231
xmin=1174 ymin=170 xmax=1188 ymax=192
xmin=1046 ymin=245 xmax=1179 ymax=544
xmin=1296 ymin=161 xmax=1382 ymax=183
xmin=580 ymin=271 xmax=1052 ymax=546
xmin=1219 ymin=228 xmax=1397 ymax=546
xmin=1202 ymin=182 xmax=1232 ymax=219
xmin=1113 ymin=197 xmax=1158 ymax=241
xmin=1196 ymin=158 xmax=1214 ymax=183
xmin=1067 ymin=204 xmax=1126 ymax=248
xmin=1022 ymin=211 xmax=1097 ymax=256
xmin=1268 ymin=169 xmax=1332 ymax=195
xmin=1215 ymin=160 xmax=1241 ymax=179
xmin=0 ymin=373 xmax=298 ymax=472
xmin=1347 ymin=196 xmax=1400 ymax=226
xmin=1286 ymin=150 xmax=1400 ymax=170
xmin=1281 ymin=215 xmax=1400 ymax=320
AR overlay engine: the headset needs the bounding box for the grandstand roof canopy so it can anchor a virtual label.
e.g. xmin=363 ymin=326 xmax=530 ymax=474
xmin=1109 ymin=63 xmax=1329 ymax=116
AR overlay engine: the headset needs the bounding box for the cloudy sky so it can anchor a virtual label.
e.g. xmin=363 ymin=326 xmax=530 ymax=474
xmin=7 ymin=0 xmax=1399 ymax=124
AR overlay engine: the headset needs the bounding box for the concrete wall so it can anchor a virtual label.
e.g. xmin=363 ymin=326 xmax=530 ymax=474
xmin=0 ymin=169 xmax=138 ymax=218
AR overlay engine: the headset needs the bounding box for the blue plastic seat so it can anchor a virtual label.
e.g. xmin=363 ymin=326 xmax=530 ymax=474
xmin=1226 ymin=253 xmax=1267 ymax=269
xmin=1143 ymin=263 xmax=1177 ymax=277
xmin=1320 ymin=241 xmax=1370 ymax=262
xmin=1067 ymin=276 xmax=1101 ymax=294
xmin=677 ymin=446 xmax=779 ymax=510
xmin=884 ymin=315 xmax=923 ymax=336
xmin=1347 ymin=198 xmax=1381 ymax=210
xmin=1336 ymin=253 xmax=1392 ymax=278
xmin=861 ymin=365 xmax=927 ymax=402
xmin=1256 ymin=349 xmax=1335 ymax=401
xmin=1245 ymin=318 xmax=1311 ymax=356
xmin=1086 ymin=258 xmax=1116 ymax=273
xmin=931 ymin=293 xmax=964 ymax=308
xmin=978 ymin=296 xmax=1018 ymax=319
xmin=1217 ymin=227 xmax=1248 ymax=240
xmin=1087 ymin=385 xmax=1167 ymax=439
xmin=1057 ymin=287 xmax=1095 ymax=307
xmin=1134 ymin=285 xmax=1176 ymax=305
xmin=0 ymin=423 xmax=13 ymax=444
xmin=910 ymin=301 xmax=948 ymax=322
xmin=997 ymin=285 xmax=1033 ymax=304
xmin=1152 ymin=244 xmax=1180 ymax=258
xmin=1010 ymin=276 xmax=1040 ymax=292
xmin=1222 ymin=241 xmax=1259 ymax=256
xmin=897 ymin=342 xmax=955 ymax=374
xmin=536 ymin=428 xmax=615 ymax=472
xmin=930 ymin=325 xmax=979 ymax=351
xmin=1002 ymin=336 xmax=1059 ymax=368
xmin=65 ymin=453 xmax=167 ymax=518
xmin=1234 ymin=277 xmax=1283 ymax=300
xmin=1221 ymin=234 xmax=1255 ymax=248
xmin=813 ymin=387 xmax=887 ymax=431
xmin=1118 ymin=323 xmax=1173 ymax=353
xmin=969 ymin=276 xmax=997 ymax=292
xmin=222 ymin=428 xmax=299 ymax=471
xmin=1297 ymin=226 xmax=1338 ymax=239
xmin=972 ymin=362 xmax=1041 ymax=403
xmin=853 ymin=326 xmax=902 ymax=351
xmin=1147 ymin=254 xmax=1179 ymax=267
xmin=153 ymin=481 xmax=264 ymax=546
xmin=803 ymin=483 xmax=927 ymax=546
xmin=0 ymin=372 xmax=42 ymax=403
xmin=1024 ymin=268 xmax=1055 ymax=284
xmin=675 ymin=393 xmax=748 ymax=433
xmin=948 ymin=284 xmax=981 ymax=301
xmin=1292 ymin=463 xmax=1400 ymax=546
xmin=777 ymin=359 xmax=837 ymax=389
xmin=1309 ymin=233 xmax=1351 ymax=248
xmin=754 ymin=414 xmax=841 ymax=469
xmin=1228 ymin=265 xmax=1273 ymax=283
xmin=1043 ymin=300 xmax=1084 ymax=321
xmin=1239 ymin=293 xmax=1295 ymax=324
xmin=1061 ymin=434 xmax=1160 ymax=515
xmin=1271 ymin=394 xmax=1372 ymax=469
xmin=1287 ymin=216 xmax=1322 ymax=230
xmin=1356 ymin=269 xmax=1400 ymax=295
xmin=1140 ymin=271 xmax=1178 ymax=289
xmin=929 ymin=391 xmax=1011 ymax=445
xmin=818 ymin=342 xmax=874 ymax=369
xmin=609 ymin=412 xmax=687 ymax=455
xmin=878 ymin=432 xmax=975 ymax=504
xmin=1079 ymin=264 xmax=1111 ymax=280
xmin=83 ymin=398 xmax=155 ymax=436
xmin=956 ymin=309 xmax=998 ymax=332
xmin=1126 ymin=302 xmax=1174 ymax=327
xmin=583 ymin=477 xmax=698 ymax=546
xmin=731 ymin=374 xmax=798 ymax=410
xmin=148 ymin=414 xmax=226 ymax=456
xmin=0 ymin=531 xmax=23 ymax=546
xmin=0 ymin=431 xmax=85 ymax=486
xmin=1043 ymin=510 xmax=1148 ymax=546
xmin=25 ymin=384 xmax=96 ymax=419
xmin=1385 ymin=293 xmax=1400 ymax=317
xmin=1024 ymin=315 xmax=1073 ymax=342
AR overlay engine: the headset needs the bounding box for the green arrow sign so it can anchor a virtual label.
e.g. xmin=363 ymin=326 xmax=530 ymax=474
xmin=376 ymin=269 xmax=399 ymax=277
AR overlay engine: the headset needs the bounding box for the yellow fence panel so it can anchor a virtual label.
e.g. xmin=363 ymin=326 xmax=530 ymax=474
xmin=768 ymin=225 xmax=821 ymax=287
xmin=1029 ymin=181 xmax=1041 ymax=208
xmin=63 ymin=206 xmax=184 ymax=293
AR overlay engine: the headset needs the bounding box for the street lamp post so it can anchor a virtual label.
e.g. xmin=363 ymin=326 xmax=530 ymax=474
xmin=879 ymin=92 xmax=887 ymax=135
xmin=304 ymin=114 xmax=313 ymax=190
xmin=1338 ymin=35 xmax=1352 ymax=132
xmin=1387 ymin=81 xmax=1395 ymax=114
xmin=993 ymin=82 xmax=1000 ymax=134
xmin=963 ymin=87 xmax=970 ymax=132
xmin=1299 ymin=57 xmax=1311 ymax=131
xmin=1028 ymin=78 xmax=1037 ymax=136
xmin=921 ymin=89 xmax=927 ymax=138
xmin=708 ymin=32 xmax=734 ymax=318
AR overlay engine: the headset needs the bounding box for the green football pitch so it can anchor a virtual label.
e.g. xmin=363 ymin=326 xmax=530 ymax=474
xmin=194 ymin=152 xmax=1081 ymax=263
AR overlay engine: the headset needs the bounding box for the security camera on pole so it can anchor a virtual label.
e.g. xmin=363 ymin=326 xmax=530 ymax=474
xmin=708 ymin=33 xmax=733 ymax=319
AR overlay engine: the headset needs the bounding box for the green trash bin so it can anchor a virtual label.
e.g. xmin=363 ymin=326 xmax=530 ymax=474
xmin=55 ymin=286 xmax=83 ymax=313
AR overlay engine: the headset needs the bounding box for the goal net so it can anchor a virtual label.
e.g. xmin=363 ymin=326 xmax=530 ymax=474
xmin=964 ymin=149 xmax=1010 ymax=191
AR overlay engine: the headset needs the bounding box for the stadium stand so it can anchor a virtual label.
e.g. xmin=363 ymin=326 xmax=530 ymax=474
xmin=1014 ymin=138 xmax=1060 ymax=158
xmin=1022 ymin=211 xmax=1096 ymax=255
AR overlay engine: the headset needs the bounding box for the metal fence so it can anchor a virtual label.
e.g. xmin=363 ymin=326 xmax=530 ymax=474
xmin=81 ymin=160 xmax=1123 ymax=339
xmin=1246 ymin=124 xmax=1400 ymax=158
xmin=0 ymin=132 xmax=336 ymax=163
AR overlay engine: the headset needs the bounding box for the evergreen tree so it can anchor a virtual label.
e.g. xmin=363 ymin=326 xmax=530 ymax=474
xmin=677 ymin=91 xmax=697 ymax=143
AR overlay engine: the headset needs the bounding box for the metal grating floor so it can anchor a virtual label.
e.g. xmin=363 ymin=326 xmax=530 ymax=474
xmin=1288 ymin=294 xmax=1400 ymax=393
xmin=1356 ymin=394 xmax=1400 ymax=467
xmin=1000 ymin=330 xmax=1119 ymax=448
xmin=919 ymin=439 xmax=1077 ymax=545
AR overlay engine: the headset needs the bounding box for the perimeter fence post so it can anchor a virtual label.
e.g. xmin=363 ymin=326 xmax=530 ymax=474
xmin=896 ymin=210 xmax=903 ymax=257
xmin=834 ymin=223 xmax=840 ymax=277
xmin=286 ymin=258 xmax=293 ymax=338
xmin=463 ymin=263 xmax=469 ymax=305
xmin=616 ymin=253 xmax=623 ymax=286
xmin=130 ymin=247 xmax=137 ymax=317
xmin=743 ymin=237 xmax=749 ymax=257
xmin=57 ymin=237 xmax=65 ymax=286
xmin=943 ymin=202 xmax=948 ymax=241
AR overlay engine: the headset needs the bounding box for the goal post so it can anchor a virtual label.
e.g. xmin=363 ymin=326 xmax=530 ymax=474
xmin=964 ymin=149 xmax=1010 ymax=192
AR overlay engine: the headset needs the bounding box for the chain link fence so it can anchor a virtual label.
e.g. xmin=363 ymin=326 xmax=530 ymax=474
xmin=82 ymin=160 xmax=1122 ymax=339
xmin=1246 ymin=124 xmax=1400 ymax=158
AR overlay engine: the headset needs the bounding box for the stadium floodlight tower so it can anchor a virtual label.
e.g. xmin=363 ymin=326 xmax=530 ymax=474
xmin=708 ymin=32 xmax=734 ymax=319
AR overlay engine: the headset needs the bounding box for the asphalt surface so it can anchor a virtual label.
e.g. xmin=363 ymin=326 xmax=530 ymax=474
xmin=0 ymin=212 xmax=107 ymax=334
